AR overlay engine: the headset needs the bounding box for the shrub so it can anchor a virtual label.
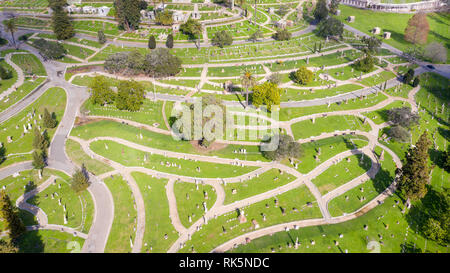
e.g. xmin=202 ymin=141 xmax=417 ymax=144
xmin=212 ymin=30 xmax=233 ymax=48
xmin=291 ymin=66 xmax=313 ymax=85
xmin=32 ymin=38 xmax=66 ymax=60
xmin=272 ymin=28 xmax=291 ymax=41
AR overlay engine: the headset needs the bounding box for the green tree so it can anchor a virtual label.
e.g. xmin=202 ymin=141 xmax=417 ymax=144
xmin=316 ymin=17 xmax=343 ymax=38
xmin=261 ymin=134 xmax=302 ymax=161
xmin=32 ymin=128 xmax=49 ymax=151
xmin=361 ymin=36 xmax=382 ymax=54
xmin=114 ymin=0 xmax=141 ymax=31
xmin=249 ymin=29 xmax=263 ymax=42
xmin=143 ymin=48 xmax=182 ymax=77
xmin=89 ymin=76 xmax=116 ymax=105
xmin=32 ymin=149 xmax=46 ymax=170
xmin=354 ymin=53 xmax=375 ymax=72
xmin=251 ymin=81 xmax=281 ymax=112
xmin=155 ymin=10 xmax=174 ymax=26
xmin=397 ymin=132 xmax=432 ymax=207
xmin=328 ymin=0 xmax=341 ymax=15
xmin=0 ymin=65 xmax=13 ymax=80
xmin=387 ymin=107 xmax=419 ymax=128
xmin=0 ymin=238 xmax=18 ymax=253
xmin=148 ymin=35 xmax=156 ymax=49
xmin=71 ymin=165 xmax=90 ymax=193
xmin=423 ymin=218 xmax=446 ymax=244
xmin=180 ymin=18 xmax=202 ymax=47
xmin=240 ymin=70 xmax=256 ymax=108
xmin=98 ymin=30 xmax=106 ymax=44
xmin=314 ymin=0 xmax=329 ymax=22
xmin=272 ymin=28 xmax=291 ymax=41
xmin=166 ymin=33 xmax=174 ymax=48
xmin=212 ymin=30 xmax=233 ymax=48
xmin=404 ymin=68 xmax=415 ymax=84
xmin=43 ymin=108 xmax=57 ymax=129
xmin=32 ymin=39 xmax=66 ymax=60
xmin=0 ymin=190 xmax=26 ymax=240
xmin=291 ymin=66 xmax=313 ymax=85
xmin=115 ymin=80 xmax=145 ymax=111
xmin=2 ymin=19 xmax=17 ymax=49
xmin=49 ymin=0 xmax=75 ymax=40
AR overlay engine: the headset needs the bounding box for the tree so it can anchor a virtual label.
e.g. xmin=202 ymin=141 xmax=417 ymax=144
xmin=387 ymin=107 xmax=420 ymax=128
xmin=313 ymin=0 xmax=329 ymax=22
xmin=32 ymin=128 xmax=49 ymax=151
xmin=114 ymin=0 xmax=141 ymax=31
xmin=404 ymin=12 xmax=429 ymax=45
xmin=180 ymin=18 xmax=202 ymax=47
xmin=291 ymin=66 xmax=313 ymax=85
xmin=423 ymin=42 xmax=447 ymax=63
xmin=143 ymin=48 xmax=182 ymax=77
xmin=71 ymin=165 xmax=90 ymax=193
xmin=397 ymin=132 xmax=432 ymax=207
xmin=251 ymin=81 xmax=281 ymax=112
xmin=404 ymin=68 xmax=415 ymax=84
xmin=423 ymin=218 xmax=446 ymax=244
xmin=388 ymin=125 xmax=411 ymax=142
xmin=43 ymin=108 xmax=57 ymax=129
xmin=354 ymin=53 xmax=375 ymax=72
xmin=0 ymin=65 xmax=13 ymax=80
xmin=261 ymin=134 xmax=302 ymax=161
xmin=32 ymin=149 xmax=46 ymax=170
xmin=240 ymin=70 xmax=256 ymax=108
xmin=0 ymin=239 xmax=18 ymax=253
xmin=316 ymin=17 xmax=343 ymax=38
xmin=328 ymin=0 xmax=341 ymax=15
xmin=148 ymin=35 xmax=156 ymax=49
xmin=2 ymin=19 xmax=17 ymax=49
xmin=272 ymin=28 xmax=291 ymax=41
xmin=166 ymin=34 xmax=174 ymax=48
xmin=249 ymin=29 xmax=263 ymax=42
xmin=212 ymin=30 xmax=233 ymax=48
xmin=412 ymin=76 xmax=420 ymax=87
xmin=115 ymin=80 xmax=145 ymax=111
xmin=361 ymin=36 xmax=382 ymax=54
xmin=0 ymin=190 xmax=25 ymax=240
xmin=267 ymin=73 xmax=282 ymax=85
xmin=155 ymin=10 xmax=174 ymax=26
xmin=32 ymin=39 xmax=66 ymax=60
xmin=89 ymin=76 xmax=116 ymax=105
xmin=49 ymin=0 xmax=75 ymax=40
xmin=98 ymin=30 xmax=106 ymax=44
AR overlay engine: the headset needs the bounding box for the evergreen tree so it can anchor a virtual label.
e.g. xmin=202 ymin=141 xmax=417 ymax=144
xmin=404 ymin=68 xmax=415 ymax=84
xmin=32 ymin=150 xmax=46 ymax=170
xmin=397 ymin=132 xmax=432 ymax=207
xmin=98 ymin=30 xmax=106 ymax=44
xmin=412 ymin=76 xmax=420 ymax=87
xmin=43 ymin=108 xmax=57 ymax=129
xmin=89 ymin=76 xmax=115 ymax=105
xmin=114 ymin=0 xmax=141 ymax=31
xmin=313 ymin=0 xmax=329 ymax=22
xmin=166 ymin=34 xmax=174 ymax=48
xmin=71 ymin=165 xmax=90 ymax=193
xmin=32 ymin=128 xmax=49 ymax=151
xmin=115 ymin=80 xmax=145 ymax=111
xmin=49 ymin=0 xmax=75 ymax=40
xmin=212 ymin=30 xmax=233 ymax=48
xmin=0 ymin=190 xmax=26 ymax=241
xmin=148 ymin=35 xmax=156 ymax=49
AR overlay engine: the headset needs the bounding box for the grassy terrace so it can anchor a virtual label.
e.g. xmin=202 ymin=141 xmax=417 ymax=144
xmin=65 ymin=139 xmax=114 ymax=175
xmin=132 ymin=172 xmax=178 ymax=253
xmin=0 ymin=76 xmax=47 ymax=114
xmin=0 ymin=87 xmax=66 ymax=167
xmin=174 ymin=181 xmax=217 ymax=228
xmin=104 ymin=175 xmax=137 ymax=253
xmin=10 ymin=53 xmax=46 ymax=76
xmin=328 ymin=147 xmax=396 ymax=217
xmin=279 ymin=93 xmax=388 ymax=121
xmin=281 ymin=84 xmax=362 ymax=102
xmin=180 ymin=185 xmax=322 ymax=253
xmin=17 ymin=230 xmax=85 ymax=253
xmin=0 ymin=59 xmax=18 ymax=94
xmin=363 ymin=100 xmax=411 ymax=125
xmin=89 ymin=140 xmax=259 ymax=178
xmin=223 ymin=168 xmax=297 ymax=205
xmin=70 ymin=120 xmax=268 ymax=162
xmin=311 ymin=153 xmax=373 ymax=195
xmin=291 ymin=115 xmax=372 ymax=140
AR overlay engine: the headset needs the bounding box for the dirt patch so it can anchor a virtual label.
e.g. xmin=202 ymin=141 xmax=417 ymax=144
xmin=66 ymin=65 xmax=104 ymax=74
xmin=190 ymin=140 xmax=228 ymax=153
xmin=74 ymin=116 xmax=105 ymax=127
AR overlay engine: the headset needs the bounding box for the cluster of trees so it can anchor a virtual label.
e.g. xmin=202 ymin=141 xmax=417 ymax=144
xmin=2 ymin=18 xmax=17 ymax=49
xmin=387 ymin=106 xmax=419 ymax=142
xmin=104 ymin=48 xmax=182 ymax=77
xmin=273 ymin=28 xmax=291 ymax=41
xmin=0 ymin=190 xmax=25 ymax=252
xmin=251 ymin=82 xmax=281 ymax=112
xmin=212 ymin=30 xmax=233 ymax=48
xmin=180 ymin=18 xmax=202 ymax=47
xmin=71 ymin=164 xmax=90 ymax=193
xmin=403 ymin=68 xmax=420 ymax=87
xmin=421 ymin=188 xmax=450 ymax=245
xmin=32 ymin=39 xmax=67 ymax=60
xmin=89 ymin=76 xmax=145 ymax=111
xmin=291 ymin=66 xmax=314 ymax=85
xmin=261 ymin=134 xmax=302 ymax=161
xmin=49 ymin=0 xmax=75 ymax=40
xmin=32 ymin=127 xmax=50 ymax=170
xmin=148 ymin=33 xmax=174 ymax=49
xmin=353 ymin=36 xmax=382 ymax=72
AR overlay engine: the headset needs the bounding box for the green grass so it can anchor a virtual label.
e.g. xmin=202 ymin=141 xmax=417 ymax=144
xmin=223 ymin=168 xmax=296 ymax=205
xmin=132 ymin=172 xmax=178 ymax=253
xmin=0 ymin=87 xmax=66 ymax=168
xmin=0 ymin=77 xmax=47 ymax=114
xmin=311 ymin=154 xmax=373 ymax=195
xmin=291 ymin=115 xmax=372 ymax=140
xmin=174 ymin=181 xmax=216 ymax=228
xmin=104 ymin=175 xmax=137 ymax=253
xmin=65 ymin=139 xmax=113 ymax=175
xmin=16 ymin=229 xmax=85 ymax=253
xmin=384 ymin=83 xmax=414 ymax=99
xmin=89 ymin=140 xmax=259 ymax=178
xmin=179 ymin=184 xmax=322 ymax=253
xmin=359 ymin=71 xmax=397 ymax=86
xmin=62 ymin=43 xmax=96 ymax=60
xmin=363 ymin=100 xmax=411 ymax=125
xmin=10 ymin=53 xmax=46 ymax=76
xmin=281 ymin=84 xmax=362 ymax=102
xmin=328 ymin=147 xmax=397 ymax=217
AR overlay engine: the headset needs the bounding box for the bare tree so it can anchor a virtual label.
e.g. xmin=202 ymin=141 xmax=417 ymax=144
xmin=404 ymin=12 xmax=429 ymax=46
xmin=423 ymin=42 xmax=447 ymax=63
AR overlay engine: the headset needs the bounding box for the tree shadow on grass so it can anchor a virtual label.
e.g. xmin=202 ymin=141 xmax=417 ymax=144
xmin=16 ymin=230 xmax=44 ymax=253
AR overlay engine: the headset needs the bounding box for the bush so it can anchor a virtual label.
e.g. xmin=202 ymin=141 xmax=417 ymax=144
xmin=316 ymin=17 xmax=343 ymax=38
xmin=32 ymin=38 xmax=66 ymax=60
xmin=261 ymin=134 xmax=302 ymax=161
xmin=155 ymin=10 xmax=174 ymax=26
xmin=403 ymin=68 xmax=415 ymax=84
xmin=267 ymin=73 xmax=282 ymax=85
xmin=98 ymin=30 xmax=106 ymax=44
xmin=290 ymin=66 xmax=313 ymax=85
xmin=148 ymin=35 xmax=156 ymax=49
xmin=354 ymin=54 xmax=375 ymax=72
xmin=272 ymin=28 xmax=291 ymax=41
xmin=166 ymin=34 xmax=174 ymax=48
xmin=0 ymin=65 xmax=13 ymax=80
xmin=212 ymin=30 xmax=233 ymax=48
xmin=388 ymin=125 xmax=410 ymax=142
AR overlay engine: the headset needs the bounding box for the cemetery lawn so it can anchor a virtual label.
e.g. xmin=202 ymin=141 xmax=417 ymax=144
xmin=174 ymin=181 xmax=216 ymax=228
xmin=132 ymin=172 xmax=179 ymax=253
xmin=384 ymin=83 xmax=414 ymax=99
xmin=0 ymin=77 xmax=47 ymax=115
xmin=65 ymin=139 xmax=114 ymax=175
xmin=311 ymin=154 xmax=373 ymax=195
xmin=336 ymin=6 xmax=450 ymax=63
xmin=363 ymin=100 xmax=411 ymax=125
xmin=10 ymin=53 xmax=47 ymax=76
xmin=89 ymin=140 xmax=259 ymax=178
xmin=281 ymin=84 xmax=362 ymax=102
xmin=223 ymin=168 xmax=297 ymax=205
xmin=0 ymin=59 xmax=18 ymax=94
xmin=0 ymin=87 xmax=66 ymax=168
xmin=17 ymin=229 xmax=85 ymax=253
xmin=180 ymin=185 xmax=322 ymax=253
xmin=104 ymin=175 xmax=137 ymax=253
xmin=291 ymin=115 xmax=372 ymax=140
